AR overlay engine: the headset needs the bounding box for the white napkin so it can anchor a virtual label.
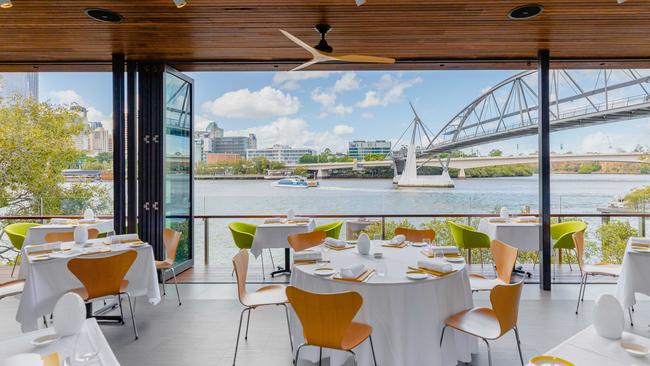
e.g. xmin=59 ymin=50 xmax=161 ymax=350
xmin=324 ymin=237 xmax=346 ymax=247
xmin=293 ymin=250 xmax=322 ymax=261
xmin=25 ymin=242 xmax=61 ymax=254
xmin=50 ymin=218 xmax=70 ymax=223
xmin=389 ymin=234 xmax=405 ymax=245
xmin=430 ymin=246 xmax=460 ymax=255
xmin=417 ymin=259 xmax=453 ymax=273
xmin=107 ymin=233 xmax=141 ymax=244
xmin=340 ymin=264 xmax=365 ymax=278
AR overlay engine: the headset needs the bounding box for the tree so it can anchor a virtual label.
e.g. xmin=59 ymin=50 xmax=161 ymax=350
xmin=363 ymin=153 xmax=386 ymax=161
xmin=488 ymin=149 xmax=503 ymax=157
xmin=96 ymin=152 xmax=112 ymax=163
xmin=0 ymin=95 xmax=111 ymax=215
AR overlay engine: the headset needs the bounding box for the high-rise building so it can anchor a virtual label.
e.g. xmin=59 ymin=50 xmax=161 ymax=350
xmin=211 ymin=134 xmax=257 ymax=158
xmin=347 ymin=140 xmax=392 ymax=160
xmin=0 ymin=72 xmax=38 ymax=100
xmin=246 ymin=145 xmax=316 ymax=164
xmin=205 ymin=121 xmax=224 ymax=139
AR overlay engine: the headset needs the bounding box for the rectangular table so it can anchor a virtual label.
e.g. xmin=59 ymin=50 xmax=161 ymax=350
xmin=0 ymin=318 xmax=120 ymax=366
xmin=528 ymin=325 xmax=650 ymax=365
xmin=24 ymin=219 xmax=114 ymax=246
xmin=617 ymin=237 xmax=650 ymax=309
xmin=17 ymin=238 xmax=160 ymax=332
xmin=251 ymin=219 xmax=316 ymax=276
xmin=477 ymin=218 xmax=540 ymax=252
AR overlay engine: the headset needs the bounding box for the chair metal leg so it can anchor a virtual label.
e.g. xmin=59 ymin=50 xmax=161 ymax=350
xmin=439 ymin=325 xmax=447 ymax=347
xmin=124 ymin=293 xmax=138 ymax=340
xmin=162 ymin=275 xmax=166 ymax=296
xmin=480 ymin=249 xmax=484 ymax=269
xmin=233 ymin=308 xmax=250 ymax=366
xmin=268 ymin=248 xmax=276 ymax=270
xmin=10 ymin=255 xmax=19 ymax=277
xmin=281 ymin=304 xmax=294 ymax=353
xmin=581 ymin=274 xmax=588 ymax=302
xmin=629 ymin=307 xmax=634 ymax=327
xmin=369 ymin=335 xmax=378 ymax=366
xmin=319 ymin=347 xmax=322 ymax=366
xmin=170 ymin=267 xmax=181 ymax=306
xmin=483 ymin=338 xmax=492 ymax=366
xmin=294 ymin=343 xmax=306 ymax=366
xmin=575 ymin=274 xmax=586 ymax=314
xmin=244 ymin=307 xmax=252 ymax=340
xmin=118 ymin=294 xmax=125 ymax=324
xmin=43 ymin=315 xmax=48 ymax=328
xmin=261 ymin=252 xmax=266 ymax=279
xmin=348 ymin=350 xmax=358 ymax=366
xmin=514 ymin=326 xmax=524 ymax=366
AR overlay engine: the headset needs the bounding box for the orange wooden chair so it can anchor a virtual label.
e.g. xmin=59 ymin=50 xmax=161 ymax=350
xmin=44 ymin=228 xmax=99 ymax=243
xmin=232 ymin=249 xmax=292 ymax=365
xmin=470 ymin=239 xmax=518 ymax=292
xmin=156 ymin=228 xmax=182 ymax=306
xmin=67 ymin=250 xmax=139 ymax=340
xmin=394 ymin=227 xmax=435 ymax=242
xmin=286 ymin=286 xmax=378 ymax=366
xmin=287 ymin=230 xmax=326 ymax=252
xmin=440 ymin=280 xmax=525 ymax=366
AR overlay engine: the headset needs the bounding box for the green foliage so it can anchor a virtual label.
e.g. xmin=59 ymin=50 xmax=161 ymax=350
xmin=195 ymin=157 xmax=285 ymax=176
xmin=363 ymin=154 xmax=386 ymax=161
xmin=640 ymin=165 xmax=650 ymax=174
xmin=586 ymin=221 xmax=638 ymax=264
xmin=292 ymin=166 xmax=309 ymax=177
xmin=298 ymin=151 xmax=352 ymax=164
xmin=95 ymin=152 xmax=112 ymax=163
xmin=464 ymin=164 xmax=534 ymax=178
xmin=168 ymin=219 xmax=190 ymax=262
xmin=0 ymin=95 xmax=111 ymax=215
xmin=361 ymin=219 xmax=414 ymax=239
xmin=488 ymin=149 xmax=503 ymax=157
xmin=623 ymin=186 xmax=650 ymax=210
xmin=576 ymin=162 xmax=601 ymax=174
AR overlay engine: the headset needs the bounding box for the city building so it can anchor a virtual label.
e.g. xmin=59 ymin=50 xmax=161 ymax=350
xmin=206 ymin=153 xmax=241 ymax=164
xmin=347 ymin=140 xmax=392 ymax=160
xmin=211 ymin=134 xmax=257 ymax=158
xmin=0 ymin=72 xmax=38 ymax=100
xmin=71 ymin=106 xmax=113 ymax=155
xmin=246 ymin=145 xmax=316 ymax=164
xmin=205 ymin=121 xmax=224 ymax=139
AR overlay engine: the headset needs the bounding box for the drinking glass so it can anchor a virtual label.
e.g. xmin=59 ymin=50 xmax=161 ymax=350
xmin=376 ymin=257 xmax=387 ymax=277
xmin=373 ymin=233 xmax=382 ymax=242
xmin=73 ymin=330 xmax=99 ymax=365
xmin=320 ymin=244 xmax=330 ymax=266
xmin=423 ymin=238 xmax=432 ymax=256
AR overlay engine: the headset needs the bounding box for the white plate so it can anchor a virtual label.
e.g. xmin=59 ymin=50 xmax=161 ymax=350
xmin=313 ymin=268 xmax=336 ymax=276
xmin=621 ymin=342 xmax=650 ymax=358
xmin=30 ymin=334 xmax=61 ymax=347
xmin=446 ymin=256 xmax=465 ymax=263
xmin=406 ymin=272 xmax=428 ymax=280
xmin=409 ymin=242 xmax=428 ymax=247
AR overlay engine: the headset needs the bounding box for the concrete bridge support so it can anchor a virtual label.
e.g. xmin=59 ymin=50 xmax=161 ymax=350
xmin=317 ymin=169 xmax=330 ymax=179
xmin=458 ymin=168 xmax=466 ymax=179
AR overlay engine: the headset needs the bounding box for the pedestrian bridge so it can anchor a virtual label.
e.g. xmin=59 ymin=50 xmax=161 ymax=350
xmin=423 ymin=69 xmax=650 ymax=154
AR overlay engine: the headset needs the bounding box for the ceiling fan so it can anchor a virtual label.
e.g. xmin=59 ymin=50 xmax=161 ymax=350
xmin=279 ymin=24 xmax=395 ymax=71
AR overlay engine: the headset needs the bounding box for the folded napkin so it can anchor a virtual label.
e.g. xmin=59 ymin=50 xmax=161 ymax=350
xmin=293 ymin=250 xmax=322 ymax=261
xmin=324 ymin=237 xmax=347 ymax=247
xmin=50 ymin=218 xmax=71 ymax=224
xmin=388 ymin=234 xmax=405 ymax=245
xmin=340 ymin=264 xmax=365 ymax=279
xmin=417 ymin=259 xmax=453 ymax=273
xmin=112 ymin=233 xmax=140 ymax=242
xmin=25 ymin=242 xmax=61 ymax=254
xmin=264 ymin=218 xmax=283 ymax=224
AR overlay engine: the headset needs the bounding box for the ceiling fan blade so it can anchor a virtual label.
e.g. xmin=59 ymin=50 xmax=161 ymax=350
xmin=290 ymin=59 xmax=321 ymax=72
xmin=279 ymin=29 xmax=319 ymax=57
xmin=329 ymin=53 xmax=395 ymax=64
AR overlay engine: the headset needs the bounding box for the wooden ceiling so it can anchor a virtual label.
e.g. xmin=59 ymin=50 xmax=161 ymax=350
xmin=2 ymin=0 xmax=650 ymax=71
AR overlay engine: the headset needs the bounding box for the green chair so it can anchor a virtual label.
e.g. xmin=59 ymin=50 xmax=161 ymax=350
xmin=3 ymin=223 xmax=41 ymax=277
xmin=228 ymin=222 xmax=275 ymax=279
xmin=448 ymin=221 xmax=491 ymax=267
xmin=551 ymin=221 xmax=587 ymax=272
xmin=314 ymin=221 xmax=343 ymax=239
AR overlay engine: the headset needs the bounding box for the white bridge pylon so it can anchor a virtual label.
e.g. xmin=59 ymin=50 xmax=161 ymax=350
xmin=424 ymin=69 xmax=650 ymax=154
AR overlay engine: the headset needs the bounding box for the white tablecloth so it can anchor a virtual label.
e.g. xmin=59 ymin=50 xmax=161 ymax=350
xmin=290 ymin=241 xmax=477 ymax=366
xmin=17 ymin=239 xmax=161 ymax=332
xmin=616 ymin=237 xmax=650 ymax=309
xmin=478 ymin=219 xmax=540 ymax=252
xmin=0 ymin=318 xmax=120 ymax=365
xmin=250 ymin=220 xmax=316 ymax=258
xmin=528 ymin=325 xmax=650 ymax=365
xmin=24 ymin=219 xmax=114 ymax=246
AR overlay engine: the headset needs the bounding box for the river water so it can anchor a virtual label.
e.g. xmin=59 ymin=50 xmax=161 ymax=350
xmin=194 ymin=174 xmax=649 ymax=264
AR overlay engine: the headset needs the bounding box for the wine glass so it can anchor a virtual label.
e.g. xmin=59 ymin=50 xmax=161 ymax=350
xmin=73 ymin=330 xmax=99 ymax=365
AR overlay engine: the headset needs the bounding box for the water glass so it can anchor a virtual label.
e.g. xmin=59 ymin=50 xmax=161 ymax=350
xmin=375 ymin=257 xmax=387 ymax=277
xmin=320 ymin=245 xmax=330 ymax=266
xmin=73 ymin=330 xmax=99 ymax=365
xmin=423 ymin=238 xmax=432 ymax=255
xmin=373 ymin=233 xmax=382 ymax=242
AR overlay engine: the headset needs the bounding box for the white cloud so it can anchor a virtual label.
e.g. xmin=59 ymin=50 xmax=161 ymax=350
xmin=49 ymin=89 xmax=113 ymax=129
xmin=273 ymin=71 xmax=331 ymax=90
xmin=225 ymin=117 xmax=347 ymax=152
xmin=311 ymin=87 xmax=353 ymax=116
xmin=333 ymin=72 xmax=360 ymax=92
xmin=50 ymin=89 xmax=84 ymax=105
xmin=333 ymin=124 xmax=354 ymax=135
xmin=357 ymin=74 xmax=422 ymax=108
xmin=361 ymin=112 xmax=374 ymax=119
xmin=202 ymin=86 xmax=300 ymax=119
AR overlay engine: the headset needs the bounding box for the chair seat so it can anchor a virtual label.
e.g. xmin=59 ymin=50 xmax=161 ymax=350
xmin=340 ymin=322 xmax=373 ymax=350
xmin=584 ymin=263 xmax=621 ymax=277
xmin=445 ymin=307 xmax=501 ymax=340
xmin=241 ymin=284 xmax=288 ymax=307
xmin=469 ymin=274 xmax=505 ymax=292
xmin=155 ymin=259 xmax=174 ymax=269
xmin=69 ymin=280 xmax=130 ymax=301
xmin=0 ymin=280 xmax=25 ymax=299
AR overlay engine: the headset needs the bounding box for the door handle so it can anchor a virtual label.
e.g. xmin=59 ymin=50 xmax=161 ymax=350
xmin=152 ymin=202 xmax=159 ymax=211
xmin=143 ymin=202 xmax=150 ymax=211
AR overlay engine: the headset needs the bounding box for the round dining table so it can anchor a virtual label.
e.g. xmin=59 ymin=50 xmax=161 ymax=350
xmin=289 ymin=241 xmax=477 ymax=366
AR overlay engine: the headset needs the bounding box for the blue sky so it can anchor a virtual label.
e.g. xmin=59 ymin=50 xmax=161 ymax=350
xmin=37 ymin=70 xmax=650 ymax=155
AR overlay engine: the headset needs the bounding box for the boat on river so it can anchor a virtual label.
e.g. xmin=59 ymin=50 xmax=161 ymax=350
xmin=272 ymin=176 xmax=320 ymax=188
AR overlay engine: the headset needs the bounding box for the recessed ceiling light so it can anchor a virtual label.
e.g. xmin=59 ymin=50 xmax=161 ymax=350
xmin=508 ymin=4 xmax=544 ymax=20
xmin=173 ymin=0 xmax=187 ymax=8
xmin=0 ymin=0 xmax=13 ymax=9
xmin=84 ymin=8 xmax=123 ymax=23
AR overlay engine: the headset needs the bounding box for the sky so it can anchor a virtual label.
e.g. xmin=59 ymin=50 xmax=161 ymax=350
xmin=36 ymin=70 xmax=650 ymax=155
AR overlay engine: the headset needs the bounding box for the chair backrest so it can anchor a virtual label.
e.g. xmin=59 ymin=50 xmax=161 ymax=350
xmin=232 ymin=249 xmax=250 ymax=305
xmin=286 ymin=286 xmax=363 ymax=350
xmin=288 ymin=230 xmax=326 ymax=252
xmin=67 ymin=250 xmax=137 ymax=300
xmin=573 ymin=230 xmax=586 ymax=273
xmin=315 ymin=221 xmax=343 ymax=239
xmin=394 ymin=227 xmax=435 ymax=242
xmin=163 ymin=228 xmax=182 ymax=262
xmin=448 ymin=221 xmax=490 ymax=249
xmin=228 ymin=222 xmax=256 ymax=249
xmin=448 ymin=221 xmax=472 ymax=248
xmin=3 ymin=223 xmax=40 ymax=249
xmin=490 ymin=240 xmax=518 ymax=284
xmin=44 ymin=228 xmax=99 ymax=243
xmin=490 ymin=280 xmax=524 ymax=337
xmin=551 ymin=221 xmax=587 ymax=239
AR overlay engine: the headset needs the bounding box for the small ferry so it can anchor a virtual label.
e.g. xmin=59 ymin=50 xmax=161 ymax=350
xmin=272 ymin=176 xmax=320 ymax=188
